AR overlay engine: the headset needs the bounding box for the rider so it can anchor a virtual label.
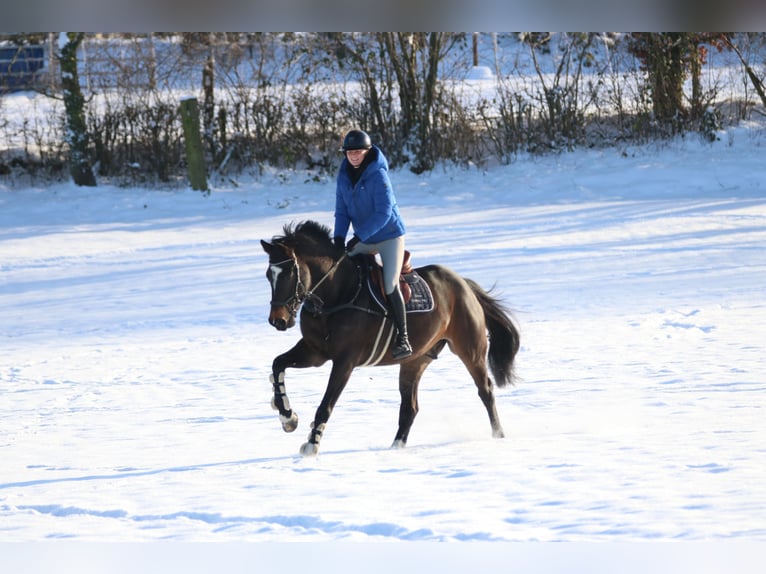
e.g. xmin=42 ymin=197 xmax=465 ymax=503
xmin=333 ymin=129 xmax=412 ymax=360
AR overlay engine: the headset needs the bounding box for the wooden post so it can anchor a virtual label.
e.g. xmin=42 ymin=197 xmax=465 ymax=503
xmin=48 ymin=33 xmax=58 ymax=91
xmin=179 ymin=97 xmax=209 ymax=194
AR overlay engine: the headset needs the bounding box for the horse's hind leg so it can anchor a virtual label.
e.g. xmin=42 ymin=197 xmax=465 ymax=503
xmin=392 ymin=340 xmax=447 ymax=448
xmin=477 ymin=370 xmax=505 ymax=439
xmin=452 ymin=343 xmax=505 ymax=439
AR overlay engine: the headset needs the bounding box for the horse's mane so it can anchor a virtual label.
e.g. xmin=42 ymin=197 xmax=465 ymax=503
xmin=272 ymin=220 xmax=335 ymax=257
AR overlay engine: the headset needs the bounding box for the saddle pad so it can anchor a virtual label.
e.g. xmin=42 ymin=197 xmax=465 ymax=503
xmin=368 ymin=271 xmax=435 ymax=314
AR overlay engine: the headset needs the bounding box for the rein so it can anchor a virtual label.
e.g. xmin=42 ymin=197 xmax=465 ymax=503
xmin=305 ymin=254 xmax=386 ymax=317
xmin=309 ymin=253 xmax=347 ymax=295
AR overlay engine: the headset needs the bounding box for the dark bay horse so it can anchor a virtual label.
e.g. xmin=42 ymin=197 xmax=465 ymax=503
xmin=260 ymin=220 xmax=520 ymax=456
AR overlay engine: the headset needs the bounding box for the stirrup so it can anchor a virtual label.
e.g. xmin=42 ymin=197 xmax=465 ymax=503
xmin=392 ymin=335 xmax=412 ymax=359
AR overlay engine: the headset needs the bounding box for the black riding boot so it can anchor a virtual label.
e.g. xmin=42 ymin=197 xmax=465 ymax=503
xmin=388 ymin=287 xmax=412 ymax=359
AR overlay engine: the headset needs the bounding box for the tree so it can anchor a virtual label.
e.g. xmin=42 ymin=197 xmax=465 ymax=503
xmin=629 ymin=33 xmax=688 ymax=125
xmin=524 ymin=32 xmax=594 ymax=149
xmin=379 ymin=32 xmax=455 ymax=173
xmin=317 ymin=32 xmax=459 ymax=173
xmin=628 ymin=33 xmax=728 ymax=127
xmin=722 ymin=34 xmax=766 ymax=111
xmin=59 ymin=33 xmax=96 ymax=186
xmin=202 ymin=32 xmax=216 ymax=159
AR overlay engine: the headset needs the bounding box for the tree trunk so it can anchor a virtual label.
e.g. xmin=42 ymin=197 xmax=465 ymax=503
xmin=59 ymin=32 xmax=96 ymax=187
xmin=644 ymin=33 xmax=687 ymax=124
xmin=723 ymin=35 xmax=766 ymax=111
xmin=688 ymin=37 xmax=704 ymax=121
xmin=147 ymin=32 xmax=157 ymax=90
xmin=202 ymin=33 xmax=216 ymax=156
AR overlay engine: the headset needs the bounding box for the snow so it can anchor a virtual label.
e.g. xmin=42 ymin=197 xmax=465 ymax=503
xmin=2 ymin=88 xmax=766 ymax=572
xmin=466 ymin=65 xmax=495 ymax=80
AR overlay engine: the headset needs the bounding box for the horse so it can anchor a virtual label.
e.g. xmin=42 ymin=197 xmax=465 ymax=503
xmin=260 ymin=220 xmax=520 ymax=456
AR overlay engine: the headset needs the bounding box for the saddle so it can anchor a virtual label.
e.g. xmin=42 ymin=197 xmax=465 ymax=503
xmin=362 ymin=250 xmax=414 ymax=303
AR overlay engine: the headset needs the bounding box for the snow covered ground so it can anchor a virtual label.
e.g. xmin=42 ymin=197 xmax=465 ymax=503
xmin=1 ymin=116 xmax=765 ymax=568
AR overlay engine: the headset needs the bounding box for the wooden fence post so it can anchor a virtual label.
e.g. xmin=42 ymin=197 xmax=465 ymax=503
xmin=179 ymin=97 xmax=209 ymax=193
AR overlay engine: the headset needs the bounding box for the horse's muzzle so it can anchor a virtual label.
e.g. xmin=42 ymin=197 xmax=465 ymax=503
xmin=269 ymin=317 xmax=288 ymax=331
xmin=268 ymin=308 xmax=295 ymax=331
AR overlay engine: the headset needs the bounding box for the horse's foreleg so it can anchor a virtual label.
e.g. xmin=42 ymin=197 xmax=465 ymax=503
xmin=271 ymin=339 xmax=327 ymax=433
xmin=300 ymin=360 xmax=355 ymax=456
xmin=270 ymin=370 xmax=299 ymax=432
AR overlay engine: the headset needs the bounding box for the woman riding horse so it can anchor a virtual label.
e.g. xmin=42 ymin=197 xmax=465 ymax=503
xmin=333 ymin=129 xmax=412 ymax=360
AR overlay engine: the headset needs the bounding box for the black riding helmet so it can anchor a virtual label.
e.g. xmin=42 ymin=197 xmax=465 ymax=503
xmin=340 ymin=129 xmax=372 ymax=152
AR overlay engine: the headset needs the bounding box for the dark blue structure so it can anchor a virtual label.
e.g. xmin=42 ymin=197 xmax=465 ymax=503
xmin=0 ymin=45 xmax=46 ymax=92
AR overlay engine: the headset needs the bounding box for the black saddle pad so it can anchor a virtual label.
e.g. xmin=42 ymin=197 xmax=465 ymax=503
xmin=367 ymin=271 xmax=435 ymax=314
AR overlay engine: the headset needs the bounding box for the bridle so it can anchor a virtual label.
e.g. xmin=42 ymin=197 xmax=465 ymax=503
xmin=269 ymin=253 xmax=347 ymax=319
xmin=268 ymin=256 xmax=306 ymax=319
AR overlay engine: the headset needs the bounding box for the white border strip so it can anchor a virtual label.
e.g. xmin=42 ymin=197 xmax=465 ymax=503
xmin=359 ymin=317 xmax=393 ymax=367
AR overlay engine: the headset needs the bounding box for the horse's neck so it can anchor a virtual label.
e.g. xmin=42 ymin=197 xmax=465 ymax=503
xmin=306 ymin=255 xmax=358 ymax=303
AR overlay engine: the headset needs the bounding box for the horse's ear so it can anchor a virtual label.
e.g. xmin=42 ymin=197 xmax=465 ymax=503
xmin=260 ymin=239 xmax=273 ymax=254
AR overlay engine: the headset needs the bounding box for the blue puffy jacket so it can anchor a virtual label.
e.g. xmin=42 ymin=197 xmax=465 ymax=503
xmin=334 ymin=145 xmax=406 ymax=244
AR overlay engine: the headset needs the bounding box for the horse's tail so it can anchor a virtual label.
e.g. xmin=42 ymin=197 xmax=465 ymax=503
xmin=465 ymin=278 xmax=520 ymax=388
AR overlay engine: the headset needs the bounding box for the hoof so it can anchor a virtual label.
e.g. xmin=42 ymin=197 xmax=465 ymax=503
xmin=391 ymin=439 xmax=406 ymax=449
xmin=299 ymin=441 xmax=319 ymax=457
xmin=280 ymin=412 xmax=299 ymax=433
xmin=492 ymin=428 xmax=505 ymax=439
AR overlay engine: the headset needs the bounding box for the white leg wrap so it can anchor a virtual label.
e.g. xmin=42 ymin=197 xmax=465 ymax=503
xmin=269 ymin=372 xmax=291 ymax=410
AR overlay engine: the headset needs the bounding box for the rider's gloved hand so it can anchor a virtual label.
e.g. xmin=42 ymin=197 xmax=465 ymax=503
xmin=346 ymin=235 xmax=361 ymax=254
